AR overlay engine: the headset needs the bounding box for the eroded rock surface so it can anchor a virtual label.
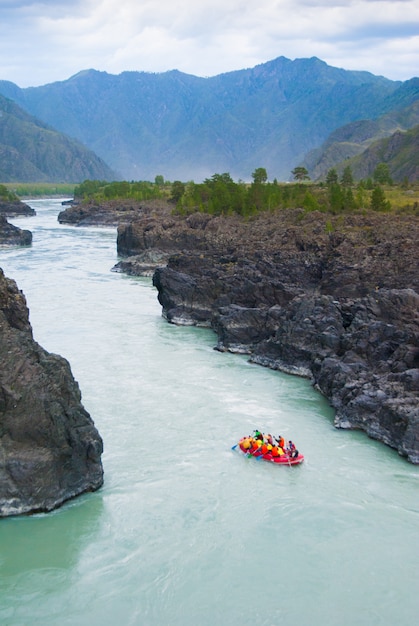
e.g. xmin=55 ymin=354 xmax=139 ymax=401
xmin=116 ymin=208 xmax=419 ymax=463
xmin=0 ymin=215 xmax=32 ymax=246
xmin=0 ymin=269 xmax=103 ymax=516
xmin=0 ymin=200 xmax=35 ymax=218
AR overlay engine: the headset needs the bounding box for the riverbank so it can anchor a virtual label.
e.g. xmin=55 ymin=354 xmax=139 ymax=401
xmin=60 ymin=200 xmax=419 ymax=462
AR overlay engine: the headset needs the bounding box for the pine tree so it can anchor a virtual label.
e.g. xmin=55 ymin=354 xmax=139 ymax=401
xmin=341 ymin=165 xmax=354 ymax=187
xmin=370 ymin=185 xmax=391 ymax=211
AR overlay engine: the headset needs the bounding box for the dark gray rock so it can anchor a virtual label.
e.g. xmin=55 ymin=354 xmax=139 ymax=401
xmin=0 ymin=201 xmax=35 ymax=217
xmin=113 ymin=207 xmax=419 ymax=462
xmin=0 ymin=215 xmax=32 ymax=246
xmin=0 ymin=269 xmax=103 ymax=516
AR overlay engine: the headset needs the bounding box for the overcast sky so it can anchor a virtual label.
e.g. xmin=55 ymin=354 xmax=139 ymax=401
xmin=0 ymin=0 xmax=418 ymax=87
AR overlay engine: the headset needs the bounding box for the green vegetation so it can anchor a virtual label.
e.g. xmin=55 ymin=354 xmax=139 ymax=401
xmin=68 ymin=169 xmax=419 ymax=218
xmin=73 ymin=179 xmax=168 ymax=202
xmin=173 ymin=173 xmax=314 ymax=217
xmin=373 ymin=163 xmax=393 ymax=185
xmin=0 ymin=94 xmax=115 ymax=184
xmin=292 ymin=166 xmax=310 ymax=181
xmin=370 ymin=185 xmax=391 ymax=211
xmin=0 ymin=183 xmax=20 ymax=201
xmin=3 ymin=182 xmax=76 ymax=198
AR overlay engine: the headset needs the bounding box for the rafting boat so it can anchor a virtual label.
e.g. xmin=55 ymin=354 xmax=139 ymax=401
xmin=233 ymin=436 xmax=304 ymax=465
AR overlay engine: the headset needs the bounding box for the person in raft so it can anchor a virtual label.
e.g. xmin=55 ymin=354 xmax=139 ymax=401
xmin=276 ymin=435 xmax=285 ymax=449
xmin=287 ymin=440 xmax=299 ymax=458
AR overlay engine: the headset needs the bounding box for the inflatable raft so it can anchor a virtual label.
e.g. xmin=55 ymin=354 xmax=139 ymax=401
xmin=233 ymin=436 xmax=304 ymax=466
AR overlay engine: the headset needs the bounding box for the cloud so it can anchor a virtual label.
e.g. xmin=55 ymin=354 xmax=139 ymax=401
xmin=0 ymin=0 xmax=418 ymax=87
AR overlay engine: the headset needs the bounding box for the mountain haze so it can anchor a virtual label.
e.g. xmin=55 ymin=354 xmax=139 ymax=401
xmin=0 ymin=94 xmax=116 ymax=183
xmin=1 ymin=57 xmax=415 ymax=182
xmin=345 ymin=124 xmax=419 ymax=182
xmin=302 ymin=80 xmax=419 ymax=180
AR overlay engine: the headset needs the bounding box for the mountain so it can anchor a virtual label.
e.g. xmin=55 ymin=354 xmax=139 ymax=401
xmin=302 ymin=79 xmax=419 ymax=180
xmin=0 ymin=94 xmax=116 ymax=183
xmin=1 ymin=56 xmax=416 ymax=182
xmin=344 ymin=124 xmax=419 ymax=182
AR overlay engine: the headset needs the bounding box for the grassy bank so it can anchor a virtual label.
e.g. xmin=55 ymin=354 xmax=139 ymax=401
xmin=3 ymin=183 xmax=76 ymax=198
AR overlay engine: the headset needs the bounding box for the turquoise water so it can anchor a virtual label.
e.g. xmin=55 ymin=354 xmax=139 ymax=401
xmin=0 ymin=199 xmax=418 ymax=625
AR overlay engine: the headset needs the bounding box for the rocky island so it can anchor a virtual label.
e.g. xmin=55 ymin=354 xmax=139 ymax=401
xmin=0 ymin=269 xmax=103 ymax=517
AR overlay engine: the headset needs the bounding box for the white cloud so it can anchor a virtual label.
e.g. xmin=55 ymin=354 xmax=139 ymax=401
xmin=0 ymin=0 xmax=418 ymax=86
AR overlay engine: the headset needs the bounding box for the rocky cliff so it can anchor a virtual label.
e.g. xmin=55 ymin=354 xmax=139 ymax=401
xmin=0 ymin=269 xmax=103 ymax=516
xmin=115 ymin=208 xmax=419 ymax=463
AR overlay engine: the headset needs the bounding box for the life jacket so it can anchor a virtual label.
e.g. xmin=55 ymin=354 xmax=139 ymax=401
xmin=261 ymin=443 xmax=268 ymax=454
xmin=271 ymin=446 xmax=279 ymax=457
xmin=242 ymin=438 xmax=251 ymax=450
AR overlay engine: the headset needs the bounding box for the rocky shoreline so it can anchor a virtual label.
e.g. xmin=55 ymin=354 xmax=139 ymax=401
xmin=62 ymin=201 xmax=419 ymax=463
xmin=0 ymin=199 xmax=34 ymax=246
xmin=0 ymin=200 xmax=35 ymax=218
xmin=122 ymin=208 xmax=419 ymax=462
xmin=0 ymin=269 xmax=104 ymax=516
xmin=0 ymin=215 xmax=32 ymax=246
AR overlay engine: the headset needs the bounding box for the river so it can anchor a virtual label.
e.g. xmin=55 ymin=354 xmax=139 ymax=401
xmin=0 ymin=198 xmax=418 ymax=626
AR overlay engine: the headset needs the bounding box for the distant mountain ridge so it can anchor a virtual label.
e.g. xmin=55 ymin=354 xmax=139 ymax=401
xmin=346 ymin=123 xmax=419 ymax=182
xmin=1 ymin=56 xmax=417 ymax=182
xmin=302 ymin=81 xmax=419 ymax=180
xmin=0 ymin=94 xmax=116 ymax=183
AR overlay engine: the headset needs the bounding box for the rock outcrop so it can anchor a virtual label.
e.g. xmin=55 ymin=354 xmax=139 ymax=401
xmin=116 ymin=207 xmax=419 ymax=463
xmin=0 ymin=215 xmax=32 ymax=246
xmin=0 ymin=200 xmax=35 ymax=217
xmin=0 ymin=269 xmax=103 ymax=516
xmin=58 ymin=199 xmax=171 ymax=227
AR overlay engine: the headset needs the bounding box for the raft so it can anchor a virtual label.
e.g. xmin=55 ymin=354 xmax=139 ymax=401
xmin=233 ymin=438 xmax=304 ymax=465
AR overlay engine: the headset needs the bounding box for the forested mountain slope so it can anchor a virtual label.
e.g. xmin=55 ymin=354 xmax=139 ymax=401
xmin=346 ymin=123 xmax=419 ymax=182
xmin=302 ymin=80 xmax=419 ymax=180
xmin=0 ymin=94 xmax=116 ymax=182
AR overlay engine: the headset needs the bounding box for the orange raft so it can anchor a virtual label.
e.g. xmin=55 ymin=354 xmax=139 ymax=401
xmin=233 ymin=437 xmax=304 ymax=466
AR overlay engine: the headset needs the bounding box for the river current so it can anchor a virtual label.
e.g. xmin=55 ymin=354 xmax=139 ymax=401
xmin=0 ymin=199 xmax=418 ymax=625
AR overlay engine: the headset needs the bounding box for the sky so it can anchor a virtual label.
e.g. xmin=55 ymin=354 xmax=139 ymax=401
xmin=0 ymin=0 xmax=418 ymax=88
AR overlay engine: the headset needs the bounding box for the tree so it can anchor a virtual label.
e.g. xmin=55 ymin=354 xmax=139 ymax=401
xmin=291 ymin=166 xmax=310 ymax=181
xmin=170 ymin=180 xmax=185 ymax=203
xmin=341 ymin=165 xmax=354 ymax=187
xmin=373 ymin=162 xmax=393 ymax=185
xmin=370 ymin=185 xmax=391 ymax=211
xmin=251 ymin=167 xmax=268 ymax=184
xmin=204 ymin=173 xmax=234 ymax=186
xmin=328 ymin=183 xmax=344 ymax=212
xmin=302 ymin=190 xmax=320 ymax=211
xmin=154 ymin=175 xmax=164 ymax=186
xmin=326 ymin=168 xmax=338 ymax=185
